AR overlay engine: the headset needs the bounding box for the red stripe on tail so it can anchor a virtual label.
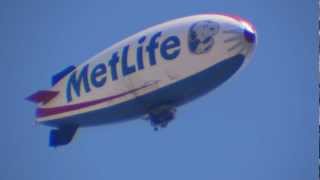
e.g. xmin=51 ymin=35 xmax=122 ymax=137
xmin=26 ymin=90 xmax=59 ymax=104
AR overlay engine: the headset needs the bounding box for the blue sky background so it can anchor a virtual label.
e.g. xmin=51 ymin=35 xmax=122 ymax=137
xmin=0 ymin=0 xmax=317 ymax=179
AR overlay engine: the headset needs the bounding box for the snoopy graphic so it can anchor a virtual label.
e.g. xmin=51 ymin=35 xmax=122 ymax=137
xmin=188 ymin=20 xmax=219 ymax=54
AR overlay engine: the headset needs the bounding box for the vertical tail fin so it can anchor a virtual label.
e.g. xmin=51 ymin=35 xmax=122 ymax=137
xmin=49 ymin=126 xmax=78 ymax=147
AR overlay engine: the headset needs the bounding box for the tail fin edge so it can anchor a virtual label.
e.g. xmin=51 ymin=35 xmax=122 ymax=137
xmin=26 ymin=90 xmax=59 ymax=104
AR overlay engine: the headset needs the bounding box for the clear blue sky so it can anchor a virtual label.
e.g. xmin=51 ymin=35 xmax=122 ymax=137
xmin=0 ymin=0 xmax=317 ymax=179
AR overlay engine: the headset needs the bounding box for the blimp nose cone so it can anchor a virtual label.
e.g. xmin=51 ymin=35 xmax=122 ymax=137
xmin=243 ymin=29 xmax=256 ymax=44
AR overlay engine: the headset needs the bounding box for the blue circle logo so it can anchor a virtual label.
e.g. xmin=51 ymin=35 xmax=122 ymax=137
xmin=188 ymin=20 xmax=219 ymax=54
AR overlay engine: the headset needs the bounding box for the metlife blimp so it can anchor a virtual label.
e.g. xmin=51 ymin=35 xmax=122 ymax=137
xmin=27 ymin=14 xmax=257 ymax=147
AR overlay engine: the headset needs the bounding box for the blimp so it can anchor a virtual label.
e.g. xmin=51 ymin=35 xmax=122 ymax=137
xmin=27 ymin=14 xmax=257 ymax=147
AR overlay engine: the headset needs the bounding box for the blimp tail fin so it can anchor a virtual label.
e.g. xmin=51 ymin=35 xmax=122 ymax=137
xmin=51 ymin=65 xmax=76 ymax=86
xmin=26 ymin=90 xmax=59 ymax=104
xmin=49 ymin=125 xmax=78 ymax=147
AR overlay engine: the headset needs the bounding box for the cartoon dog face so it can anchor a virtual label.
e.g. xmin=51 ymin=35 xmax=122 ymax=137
xmin=193 ymin=21 xmax=219 ymax=42
xmin=189 ymin=20 xmax=220 ymax=54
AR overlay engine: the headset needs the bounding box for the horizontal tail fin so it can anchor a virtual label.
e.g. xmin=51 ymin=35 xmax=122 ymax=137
xmin=26 ymin=90 xmax=59 ymax=104
xmin=49 ymin=126 xmax=78 ymax=147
